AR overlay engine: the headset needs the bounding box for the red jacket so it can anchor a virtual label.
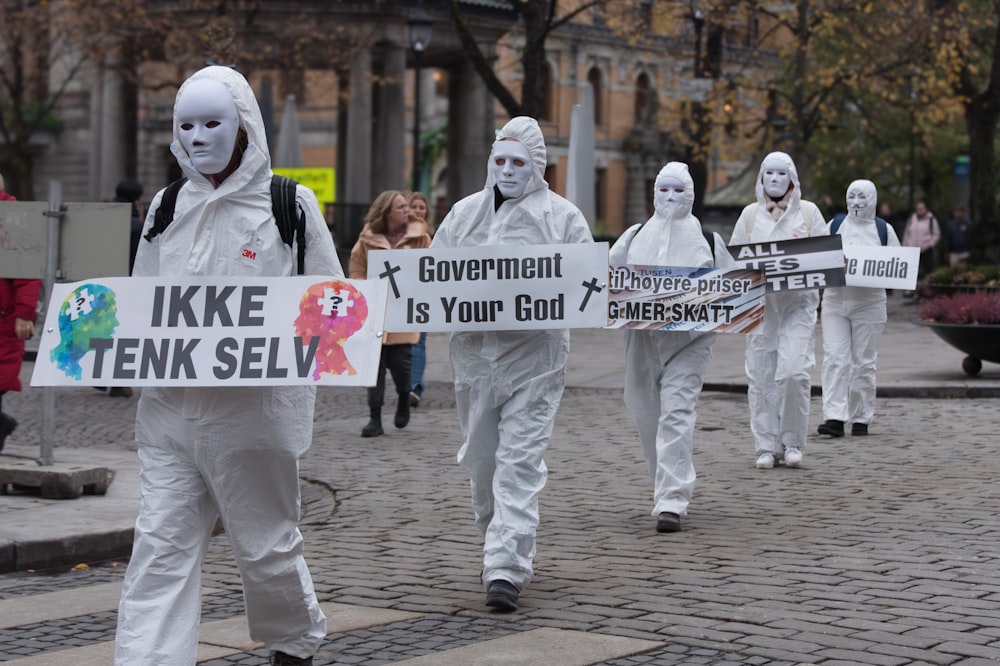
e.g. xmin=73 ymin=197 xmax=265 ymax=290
xmin=0 ymin=278 xmax=41 ymax=392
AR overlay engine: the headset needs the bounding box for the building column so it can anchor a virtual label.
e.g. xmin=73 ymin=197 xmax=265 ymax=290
xmin=372 ymin=45 xmax=406 ymax=193
xmin=447 ymin=57 xmax=493 ymax=202
xmin=89 ymin=51 xmax=127 ymax=201
xmin=344 ymin=48 xmax=373 ymax=206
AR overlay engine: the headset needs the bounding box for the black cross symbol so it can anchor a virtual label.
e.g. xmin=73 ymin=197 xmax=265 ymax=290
xmin=379 ymin=260 xmax=402 ymax=299
xmin=579 ymin=277 xmax=604 ymax=312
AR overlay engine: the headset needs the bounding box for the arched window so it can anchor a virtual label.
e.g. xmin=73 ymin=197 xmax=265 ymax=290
xmin=634 ymin=71 xmax=654 ymax=125
xmin=587 ymin=67 xmax=603 ymax=126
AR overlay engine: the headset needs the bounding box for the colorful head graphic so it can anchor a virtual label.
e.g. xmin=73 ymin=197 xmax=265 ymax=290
xmin=51 ymin=284 xmax=120 ymax=380
xmin=294 ymin=280 xmax=368 ymax=380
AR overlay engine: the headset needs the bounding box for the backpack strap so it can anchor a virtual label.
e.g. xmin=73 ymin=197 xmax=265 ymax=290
xmin=875 ymin=216 xmax=888 ymax=246
xmin=702 ymin=229 xmax=716 ymax=260
xmin=829 ymin=216 xmax=843 ymax=236
xmin=144 ymin=178 xmax=188 ymax=242
xmin=271 ymin=174 xmax=306 ymax=275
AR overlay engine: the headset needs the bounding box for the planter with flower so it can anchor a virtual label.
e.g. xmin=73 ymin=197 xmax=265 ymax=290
xmin=916 ymin=264 xmax=1000 ymax=299
xmin=918 ymin=289 xmax=1000 ymax=376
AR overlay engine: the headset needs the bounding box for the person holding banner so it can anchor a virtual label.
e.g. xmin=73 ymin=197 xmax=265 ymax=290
xmin=115 ymin=66 xmax=342 ymax=666
xmin=430 ymin=116 xmax=593 ymax=612
xmin=818 ymin=180 xmax=900 ymax=438
xmin=609 ymin=162 xmax=733 ymax=533
xmin=350 ymin=190 xmax=430 ymax=437
xmin=730 ymin=152 xmax=827 ymax=470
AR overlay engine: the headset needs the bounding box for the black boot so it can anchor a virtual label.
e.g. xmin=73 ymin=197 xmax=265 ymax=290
xmin=394 ymin=395 xmax=410 ymax=429
xmin=817 ymin=419 xmax=844 ymax=437
xmin=361 ymin=410 xmax=384 ymax=437
xmin=0 ymin=413 xmax=16 ymax=453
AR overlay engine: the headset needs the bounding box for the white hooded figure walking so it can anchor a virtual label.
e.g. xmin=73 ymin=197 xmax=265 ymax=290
xmin=729 ymin=152 xmax=827 ymax=470
xmin=818 ymin=179 xmax=899 ymax=438
xmin=609 ymin=162 xmax=733 ymax=533
xmin=431 ymin=116 xmax=593 ymax=612
xmin=115 ymin=66 xmax=342 ymax=666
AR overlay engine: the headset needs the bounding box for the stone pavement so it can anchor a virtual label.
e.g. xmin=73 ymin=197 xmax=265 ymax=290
xmin=1 ymin=291 xmax=999 ymax=664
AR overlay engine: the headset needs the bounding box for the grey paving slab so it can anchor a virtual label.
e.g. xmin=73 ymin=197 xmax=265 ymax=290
xmin=391 ymin=626 xmax=663 ymax=665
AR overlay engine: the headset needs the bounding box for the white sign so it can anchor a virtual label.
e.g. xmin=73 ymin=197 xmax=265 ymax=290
xmin=843 ymin=245 xmax=919 ymax=289
xmin=607 ymin=265 xmax=765 ymax=333
xmin=30 ymin=276 xmax=387 ymax=387
xmin=369 ymin=243 xmax=610 ymax=332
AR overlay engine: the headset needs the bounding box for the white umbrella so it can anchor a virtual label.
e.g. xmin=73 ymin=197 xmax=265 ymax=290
xmin=274 ymin=94 xmax=303 ymax=167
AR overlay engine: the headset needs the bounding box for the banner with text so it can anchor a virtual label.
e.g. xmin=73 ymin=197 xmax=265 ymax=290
xmin=30 ymin=276 xmax=387 ymax=387
xmin=369 ymin=243 xmax=610 ymax=332
xmin=607 ymin=265 xmax=765 ymax=333
xmin=727 ymin=235 xmax=845 ymax=292
xmin=843 ymin=245 xmax=919 ymax=289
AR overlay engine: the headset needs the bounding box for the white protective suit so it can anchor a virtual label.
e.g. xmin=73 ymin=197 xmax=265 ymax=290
xmin=115 ymin=66 xmax=342 ymax=665
xmin=820 ymin=179 xmax=900 ymax=426
xmin=609 ymin=162 xmax=733 ymax=518
xmin=430 ymin=117 xmax=593 ymax=592
xmin=729 ymin=152 xmax=827 ymax=458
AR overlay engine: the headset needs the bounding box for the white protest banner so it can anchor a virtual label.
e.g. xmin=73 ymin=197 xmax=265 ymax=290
xmin=843 ymin=245 xmax=919 ymax=289
xmin=369 ymin=243 xmax=610 ymax=332
xmin=30 ymin=276 xmax=387 ymax=387
xmin=607 ymin=265 xmax=765 ymax=333
xmin=727 ymin=235 xmax=845 ymax=292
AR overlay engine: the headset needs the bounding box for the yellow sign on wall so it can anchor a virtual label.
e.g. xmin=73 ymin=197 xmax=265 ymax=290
xmin=272 ymin=167 xmax=336 ymax=206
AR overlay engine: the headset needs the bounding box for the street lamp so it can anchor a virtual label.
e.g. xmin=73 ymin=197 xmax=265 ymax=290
xmin=408 ymin=10 xmax=433 ymax=192
xmin=689 ymin=6 xmax=707 ymax=219
xmin=692 ymin=8 xmax=705 ymax=77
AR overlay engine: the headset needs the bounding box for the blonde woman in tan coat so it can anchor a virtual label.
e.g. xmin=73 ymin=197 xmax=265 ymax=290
xmin=350 ymin=190 xmax=431 ymax=437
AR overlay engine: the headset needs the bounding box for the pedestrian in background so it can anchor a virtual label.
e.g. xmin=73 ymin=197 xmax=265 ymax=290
xmin=729 ymin=152 xmax=827 ymax=470
xmin=350 ymin=190 xmax=430 ymax=437
xmin=944 ymin=206 xmax=972 ymax=267
xmin=0 ymin=174 xmax=42 ymax=454
xmin=431 ymin=116 xmax=593 ymax=613
xmin=405 ymin=190 xmax=432 ymax=407
xmin=610 ymin=162 xmax=733 ymax=533
xmin=902 ymin=200 xmax=941 ymax=280
xmin=818 ymin=180 xmax=900 ymax=439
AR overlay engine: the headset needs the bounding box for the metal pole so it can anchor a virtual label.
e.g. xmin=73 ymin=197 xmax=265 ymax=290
xmin=39 ymin=180 xmax=63 ymax=466
xmin=412 ymin=48 xmax=423 ymax=192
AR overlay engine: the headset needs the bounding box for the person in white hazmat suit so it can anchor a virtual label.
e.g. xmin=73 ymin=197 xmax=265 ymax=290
xmin=115 ymin=66 xmax=342 ymax=666
xmin=610 ymin=162 xmax=734 ymax=533
xmin=729 ymin=152 xmax=827 ymax=470
xmin=430 ymin=116 xmax=593 ymax=612
xmin=818 ymin=179 xmax=899 ymax=438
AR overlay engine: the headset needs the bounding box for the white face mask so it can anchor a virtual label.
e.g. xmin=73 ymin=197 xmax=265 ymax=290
xmin=847 ymin=189 xmax=869 ymax=213
xmin=176 ymin=78 xmax=241 ymax=176
xmin=846 ymin=183 xmax=876 ymax=219
xmin=654 ymin=176 xmax=686 ymax=218
xmin=490 ymin=140 xmax=533 ymax=199
xmin=762 ymin=163 xmax=791 ymax=199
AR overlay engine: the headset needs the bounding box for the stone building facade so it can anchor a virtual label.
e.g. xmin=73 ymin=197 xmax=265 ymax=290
xmin=27 ymin=1 xmax=765 ymax=241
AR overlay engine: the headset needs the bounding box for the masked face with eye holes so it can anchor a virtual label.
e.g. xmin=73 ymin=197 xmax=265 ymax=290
xmin=175 ymin=78 xmax=241 ymax=177
xmin=490 ymin=139 xmax=533 ymax=200
xmin=761 ymin=161 xmax=792 ymax=200
xmin=652 ymin=162 xmax=695 ymax=220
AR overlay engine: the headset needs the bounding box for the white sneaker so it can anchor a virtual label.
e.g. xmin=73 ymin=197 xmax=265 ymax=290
xmin=784 ymin=447 xmax=803 ymax=467
xmin=755 ymin=452 xmax=775 ymax=469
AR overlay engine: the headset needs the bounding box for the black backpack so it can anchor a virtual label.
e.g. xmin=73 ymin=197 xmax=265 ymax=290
xmin=830 ymin=215 xmax=889 ymax=246
xmin=144 ymin=174 xmax=307 ymax=274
